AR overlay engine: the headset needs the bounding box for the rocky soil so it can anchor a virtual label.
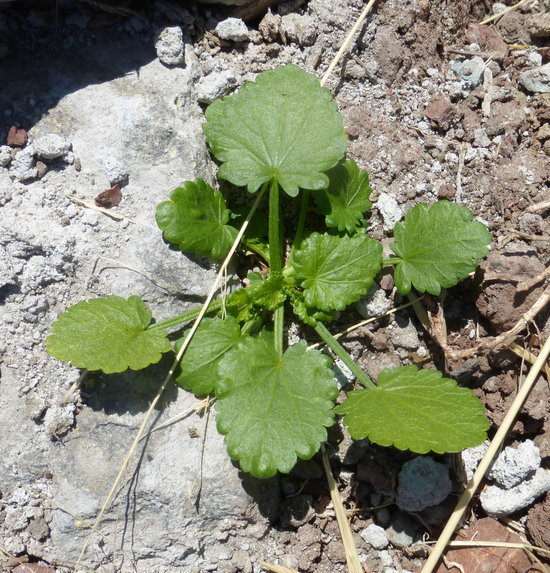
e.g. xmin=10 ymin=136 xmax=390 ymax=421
xmin=0 ymin=0 xmax=549 ymax=572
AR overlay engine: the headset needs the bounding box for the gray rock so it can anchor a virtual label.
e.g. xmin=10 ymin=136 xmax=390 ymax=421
xmin=99 ymin=154 xmax=129 ymax=186
xmin=356 ymin=284 xmax=392 ymax=318
xmin=473 ymin=128 xmax=491 ymax=147
xmin=376 ymin=192 xmax=402 ymax=232
xmin=519 ymin=62 xmax=550 ymax=93
xmin=492 ymin=2 xmax=507 ymax=14
xmin=156 ymin=26 xmax=185 ymax=67
xmin=461 ymin=441 xmax=489 ymax=482
xmin=386 ymin=513 xmax=418 ymax=547
xmin=396 ymin=456 xmax=452 ymax=512
xmin=451 ymin=56 xmax=486 ymax=87
xmin=480 ymin=468 xmax=550 ymax=516
xmin=488 ymin=440 xmax=541 ymax=488
xmin=332 ymin=358 xmax=354 ymax=388
xmin=32 ymin=133 xmax=71 ymax=160
xmin=388 ymin=317 xmax=421 ymax=352
xmin=215 ymin=17 xmax=249 ymax=42
xmin=196 ymin=70 xmax=238 ymax=104
xmin=361 ymin=523 xmax=389 ymax=549
xmin=280 ymin=13 xmax=317 ymax=46
xmin=0 ymin=144 xmax=12 ymax=166
xmin=9 ymin=145 xmax=37 ymax=181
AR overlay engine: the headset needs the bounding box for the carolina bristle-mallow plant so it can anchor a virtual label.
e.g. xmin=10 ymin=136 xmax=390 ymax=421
xmin=47 ymin=65 xmax=492 ymax=479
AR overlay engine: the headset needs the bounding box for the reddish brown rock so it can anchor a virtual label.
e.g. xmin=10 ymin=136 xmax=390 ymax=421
xmin=476 ymin=243 xmax=546 ymax=332
xmin=465 ymin=23 xmax=508 ymax=55
xmin=424 ymin=96 xmax=457 ymax=131
xmin=527 ymin=493 xmax=550 ymax=555
xmin=7 ymin=126 xmax=28 ymax=147
xmin=435 ymin=517 xmax=534 ymax=573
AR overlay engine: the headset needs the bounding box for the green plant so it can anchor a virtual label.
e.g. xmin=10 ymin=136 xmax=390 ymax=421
xmin=47 ymin=65 xmax=491 ymax=479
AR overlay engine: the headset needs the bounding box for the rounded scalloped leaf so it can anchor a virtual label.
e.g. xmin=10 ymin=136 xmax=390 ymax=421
xmin=312 ymin=158 xmax=372 ymax=233
xmin=288 ymin=232 xmax=383 ymax=312
xmin=391 ymin=201 xmax=492 ymax=295
xmin=216 ymin=335 xmax=338 ymax=478
xmin=203 ymin=64 xmax=347 ymax=197
xmin=335 ymin=365 xmax=489 ymax=454
xmin=46 ymin=296 xmax=172 ymax=374
xmin=174 ymin=316 xmax=241 ymax=395
xmin=155 ymin=179 xmax=238 ymax=260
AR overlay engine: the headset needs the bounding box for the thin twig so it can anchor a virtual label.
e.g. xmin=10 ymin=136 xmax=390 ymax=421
xmin=447 ymin=285 xmax=550 ymax=360
xmin=321 ymin=445 xmax=362 ymax=573
xmin=527 ymin=199 xmax=550 ymax=213
xmin=65 ymin=193 xmax=134 ymax=222
xmin=480 ymin=0 xmax=533 ymax=25
xmin=421 ymin=334 xmax=550 ymax=573
xmin=320 ymin=0 xmax=377 ymax=88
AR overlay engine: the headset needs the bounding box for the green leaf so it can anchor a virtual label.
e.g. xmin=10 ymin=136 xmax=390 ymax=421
xmin=216 ymin=334 xmax=339 ymax=478
xmin=335 ymin=366 xmax=489 ymax=453
xmin=391 ymin=201 xmax=492 ymax=295
xmin=246 ymin=273 xmax=288 ymax=311
xmin=203 ymin=65 xmax=347 ymax=197
xmin=46 ymin=296 xmax=172 ymax=374
xmin=175 ymin=316 xmax=241 ymax=395
xmin=288 ymin=290 xmax=337 ymax=327
xmin=155 ymin=179 xmax=238 ymax=259
xmin=312 ymin=159 xmax=372 ymax=233
xmin=287 ymin=232 xmax=382 ymax=312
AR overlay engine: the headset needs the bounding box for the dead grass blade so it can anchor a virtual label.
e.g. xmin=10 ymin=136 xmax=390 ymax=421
xmin=321 ymin=445 xmax=362 ymax=573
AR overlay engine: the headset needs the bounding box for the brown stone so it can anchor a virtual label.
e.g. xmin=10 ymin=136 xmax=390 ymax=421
xmin=527 ymin=493 xmax=550 ymax=554
xmin=476 ymin=244 xmax=546 ymax=332
xmin=435 ymin=517 xmax=534 ymax=573
xmin=465 ymin=23 xmax=508 ymax=55
xmin=424 ymin=96 xmax=456 ymax=131
xmin=527 ymin=12 xmax=550 ymax=39
xmin=7 ymin=126 xmax=28 ymax=147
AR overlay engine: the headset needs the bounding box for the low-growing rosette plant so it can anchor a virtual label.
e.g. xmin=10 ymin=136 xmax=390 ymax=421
xmin=47 ymin=65 xmax=492 ymax=479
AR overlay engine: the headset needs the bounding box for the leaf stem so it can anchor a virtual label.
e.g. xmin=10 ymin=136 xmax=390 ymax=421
xmin=383 ymin=258 xmax=401 ymax=265
xmin=148 ymin=299 xmax=224 ymax=331
xmin=314 ymin=322 xmax=376 ymax=390
xmin=293 ymin=189 xmax=310 ymax=250
xmin=269 ymin=180 xmax=284 ymax=354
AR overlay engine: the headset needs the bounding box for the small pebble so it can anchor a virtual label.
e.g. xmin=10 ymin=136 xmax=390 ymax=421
xmin=32 ymin=133 xmax=71 ymax=160
xmin=196 ymin=70 xmax=238 ymax=104
xmin=488 ymin=440 xmax=541 ymax=489
xmin=0 ymin=144 xmax=12 ymax=166
xmin=376 ymin=192 xmax=402 ymax=232
xmin=361 ymin=523 xmax=389 ymax=549
xmin=156 ymin=26 xmax=185 ymax=67
xmin=215 ymin=17 xmax=249 ymax=42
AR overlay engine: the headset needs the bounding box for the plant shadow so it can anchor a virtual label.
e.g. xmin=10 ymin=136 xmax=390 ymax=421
xmin=81 ymin=351 xmax=179 ymax=416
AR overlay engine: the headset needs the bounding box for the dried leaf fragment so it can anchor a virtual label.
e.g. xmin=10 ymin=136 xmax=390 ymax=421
xmin=95 ymin=184 xmax=122 ymax=207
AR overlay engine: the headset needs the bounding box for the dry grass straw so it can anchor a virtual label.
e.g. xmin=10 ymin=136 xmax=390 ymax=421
xmin=479 ymin=0 xmax=534 ymax=25
xmin=421 ymin=333 xmax=550 ymax=573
